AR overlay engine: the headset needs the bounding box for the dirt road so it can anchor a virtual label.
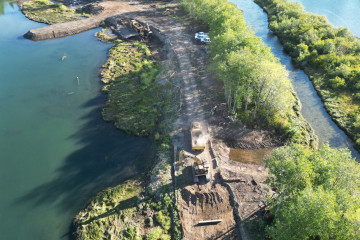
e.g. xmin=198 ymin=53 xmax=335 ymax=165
xmin=23 ymin=1 xmax=278 ymax=238
xmin=124 ymin=3 xmax=277 ymax=239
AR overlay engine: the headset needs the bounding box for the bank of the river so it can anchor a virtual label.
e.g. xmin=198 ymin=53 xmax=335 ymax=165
xmin=19 ymin=0 xmax=321 ymax=239
xmin=21 ymin=0 xmax=90 ymax=24
xmin=20 ymin=2 xmax=182 ymax=239
xmin=0 ymin=1 xmax=153 ymax=239
xmin=181 ymin=0 xmax=317 ymax=147
xmin=254 ymin=0 xmax=360 ymax=152
xmin=72 ymin=26 xmax=182 ymax=239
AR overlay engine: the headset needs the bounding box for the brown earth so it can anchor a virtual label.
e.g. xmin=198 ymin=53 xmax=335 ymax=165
xmin=22 ymin=1 xmax=281 ymax=238
xmin=23 ymin=1 xmax=146 ymax=40
xmin=102 ymin=2 xmax=278 ymax=239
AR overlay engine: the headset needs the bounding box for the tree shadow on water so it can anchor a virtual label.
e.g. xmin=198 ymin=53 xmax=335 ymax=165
xmin=14 ymin=94 xmax=153 ymax=215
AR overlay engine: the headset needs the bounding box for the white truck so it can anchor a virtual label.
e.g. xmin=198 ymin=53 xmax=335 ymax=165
xmin=195 ymin=32 xmax=211 ymax=43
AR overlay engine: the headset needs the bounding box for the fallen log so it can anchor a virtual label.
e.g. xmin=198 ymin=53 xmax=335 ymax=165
xmin=197 ymin=219 xmax=223 ymax=225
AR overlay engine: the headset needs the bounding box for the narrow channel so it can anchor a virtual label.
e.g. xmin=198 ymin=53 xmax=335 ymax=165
xmin=231 ymin=0 xmax=360 ymax=159
xmin=0 ymin=2 xmax=151 ymax=239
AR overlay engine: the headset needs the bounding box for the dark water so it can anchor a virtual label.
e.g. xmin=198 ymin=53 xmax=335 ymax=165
xmin=231 ymin=0 xmax=359 ymax=159
xmin=0 ymin=2 xmax=151 ymax=239
xmin=294 ymin=0 xmax=360 ymax=37
xmin=229 ymin=148 xmax=271 ymax=164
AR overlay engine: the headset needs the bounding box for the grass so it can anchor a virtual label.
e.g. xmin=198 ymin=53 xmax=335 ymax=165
xmin=73 ymin=180 xmax=143 ymax=240
xmin=73 ymin=28 xmax=182 ymax=239
xmin=21 ymin=0 xmax=90 ymax=24
xmin=307 ymin=67 xmax=360 ymax=134
xmin=73 ymin=178 xmax=181 ymax=240
xmin=100 ymin=38 xmax=172 ymax=137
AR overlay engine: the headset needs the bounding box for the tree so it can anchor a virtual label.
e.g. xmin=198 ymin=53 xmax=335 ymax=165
xmin=265 ymin=144 xmax=360 ymax=240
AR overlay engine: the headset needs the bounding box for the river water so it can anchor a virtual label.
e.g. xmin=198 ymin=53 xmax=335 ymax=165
xmin=294 ymin=0 xmax=360 ymax=37
xmin=231 ymin=0 xmax=360 ymax=159
xmin=0 ymin=2 xmax=151 ymax=239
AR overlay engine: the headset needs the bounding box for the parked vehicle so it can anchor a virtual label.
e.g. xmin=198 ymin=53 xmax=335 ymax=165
xmin=195 ymin=32 xmax=206 ymax=40
xmin=200 ymin=37 xmax=211 ymax=43
xmin=195 ymin=32 xmax=211 ymax=43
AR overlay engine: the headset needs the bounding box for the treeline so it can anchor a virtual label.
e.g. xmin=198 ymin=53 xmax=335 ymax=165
xmin=255 ymin=0 xmax=360 ymax=149
xmin=265 ymin=144 xmax=360 ymax=240
xmin=181 ymin=0 xmax=316 ymax=145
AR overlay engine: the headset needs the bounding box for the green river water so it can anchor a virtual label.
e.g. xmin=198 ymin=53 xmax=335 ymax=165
xmin=0 ymin=1 xmax=151 ymax=239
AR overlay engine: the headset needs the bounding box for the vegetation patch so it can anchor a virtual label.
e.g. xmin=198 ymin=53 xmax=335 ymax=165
xmin=73 ymin=137 xmax=182 ymax=240
xmin=255 ymin=0 xmax=360 ymax=151
xmin=181 ymin=0 xmax=317 ymax=146
xmin=264 ymin=144 xmax=360 ymax=240
xmin=73 ymin=179 xmax=181 ymax=240
xmin=21 ymin=0 xmax=90 ymax=24
xmin=74 ymin=180 xmax=142 ymax=240
xmin=100 ymin=36 xmax=173 ymax=137
xmin=73 ymin=29 xmax=181 ymax=240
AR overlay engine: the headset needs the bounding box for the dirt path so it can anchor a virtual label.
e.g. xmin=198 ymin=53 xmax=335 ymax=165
xmin=122 ymin=3 xmax=276 ymax=239
xmin=23 ymin=1 xmax=278 ymax=238
xmin=117 ymin=4 xmax=242 ymax=239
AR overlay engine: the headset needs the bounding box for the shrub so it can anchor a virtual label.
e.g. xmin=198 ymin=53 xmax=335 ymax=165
xmin=34 ymin=0 xmax=49 ymax=5
xmin=54 ymin=3 xmax=69 ymax=11
xmin=145 ymin=227 xmax=170 ymax=240
xmin=329 ymin=76 xmax=346 ymax=89
xmin=125 ymin=226 xmax=141 ymax=240
xmin=154 ymin=210 xmax=171 ymax=231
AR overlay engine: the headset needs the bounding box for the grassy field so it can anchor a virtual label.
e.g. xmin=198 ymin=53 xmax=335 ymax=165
xmin=98 ymin=31 xmax=174 ymax=137
xmin=21 ymin=0 xmax=90 ymax=24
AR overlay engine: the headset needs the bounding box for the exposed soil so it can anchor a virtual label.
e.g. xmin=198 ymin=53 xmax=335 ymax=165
xmin=116 ymin=2 xmax=280 ymax=239
xmin=22 ymin=1 xmax=282 ymax=238
xmin=180 ymin=184 xmax=238 ymax=240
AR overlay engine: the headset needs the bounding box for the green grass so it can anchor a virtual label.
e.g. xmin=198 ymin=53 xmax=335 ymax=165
xmin=101 ymin=39 xmax=172 ymax=137
xmin=74 ymin=180 xmax=143 ymax=240
xmin=21 ymin=0 xmax=90 ymax=24
xmin=73 ymin=30 xmax=181 ymax=239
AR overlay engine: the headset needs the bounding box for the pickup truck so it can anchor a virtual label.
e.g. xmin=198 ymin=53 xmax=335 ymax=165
xmin=195 ymin=32 xmax=211 ymax=43
xmin=200 ymin=37 xmax=211 ymax=43
xmin=195 ymin=32 xmax=207 ymax=40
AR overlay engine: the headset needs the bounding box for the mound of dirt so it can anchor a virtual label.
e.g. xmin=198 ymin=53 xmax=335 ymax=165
xmin=180 ymin=184 xmax=238 ymax=240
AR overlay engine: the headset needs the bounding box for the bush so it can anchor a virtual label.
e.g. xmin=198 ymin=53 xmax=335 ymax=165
xmin=34 ymin=0 xmax=49 ymax=5
xmin=145 ymin=227 xmax=170 ymax=240
xmin=353 ymin=93 xmax=360 ymax=101
xmin=54 ymin=3 xmax=69 ymax=12
xmin=154 ymin=210 xmax=171 ymax=231
xmin=125 ymin=226 xmax=141 ymax=240
xmin=329 ymin=76 xmax=346 ymax=89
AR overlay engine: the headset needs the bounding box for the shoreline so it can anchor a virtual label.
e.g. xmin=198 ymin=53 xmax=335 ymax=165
xmin=254 ymin=0 xmax=360 ymax=153
xmin=19 ymin=0 xmax=319 ymax=239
